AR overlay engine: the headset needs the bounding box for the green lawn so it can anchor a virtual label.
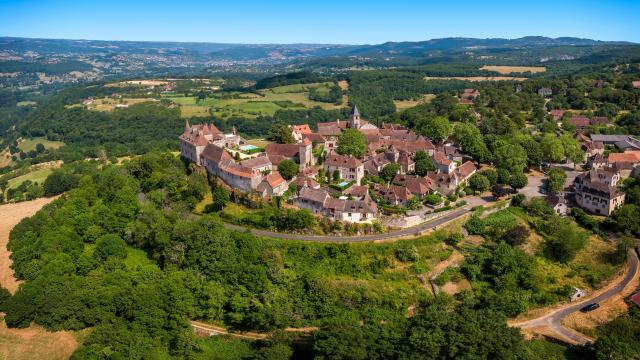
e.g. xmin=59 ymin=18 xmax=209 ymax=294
xmin=7 ymin=168 xmax=53 ymax=189
xmin=18 ymin=138 xmax=64 ymax=152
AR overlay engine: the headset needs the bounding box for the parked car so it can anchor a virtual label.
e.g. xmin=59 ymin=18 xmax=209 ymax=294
xmin=580 ymin=303 xmax=600 ymax=313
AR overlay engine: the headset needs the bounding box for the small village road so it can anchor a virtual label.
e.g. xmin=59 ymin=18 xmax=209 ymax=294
xmin=222 ymin=207 xmax=470 ymax=242
xmin=512 ymin=249 xmax=639 ymax=345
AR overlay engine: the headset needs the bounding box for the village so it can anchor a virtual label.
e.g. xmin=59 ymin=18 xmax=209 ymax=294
xmin=180 ymin=98 xmax=640 ymax=229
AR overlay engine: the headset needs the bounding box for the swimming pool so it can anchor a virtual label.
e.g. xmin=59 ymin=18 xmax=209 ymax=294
xmin=338 ymin=181 xmax=350 ymax=187
xmin=239 ymin=144 xmax=258 ymax=151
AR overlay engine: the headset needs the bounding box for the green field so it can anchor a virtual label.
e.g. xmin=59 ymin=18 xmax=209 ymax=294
xmin=166 ymin=82 xmax=344 ymax=118
xmin=7 ymin=168 xmax=53 ymax=189
xmin=18 ymin=138 xmax=64 ymax=152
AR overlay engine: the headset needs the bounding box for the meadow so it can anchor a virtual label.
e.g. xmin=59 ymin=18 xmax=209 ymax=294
xmin=425 ymin=76 xmax=529 ymax=82
xmin=167 ymin=82 xmax=344 ymax=118
xmin=479 ymin=65 xmax=547 ymax=74
xmin=18 ymin=137 xmax=64 ymax=152
xmin=7 ymin=168 xmax=53 ymax=189
xmin=394 ymin=94 xmax=436 ymax=111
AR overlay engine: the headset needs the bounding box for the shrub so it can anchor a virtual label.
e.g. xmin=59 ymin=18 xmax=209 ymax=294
xmin=424 ymin=193 xmax=442 ymax=206
xmin=277 ymin=159 xmax=299 ymax=180
xmin=94 ymin=234 xmax=128 ymax=262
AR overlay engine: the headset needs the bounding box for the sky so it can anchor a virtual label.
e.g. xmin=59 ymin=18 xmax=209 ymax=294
xmin=0 ymin=0 xmax=639 ymax=44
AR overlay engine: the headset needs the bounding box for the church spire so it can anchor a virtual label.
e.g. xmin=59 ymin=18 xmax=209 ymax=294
xmin=184 ymin=118 xmax=190 ymax=132
xmin=352 ymin=105 xmax=360 ymax=117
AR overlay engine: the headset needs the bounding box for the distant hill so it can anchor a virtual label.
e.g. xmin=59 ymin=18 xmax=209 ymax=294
xmin=1 ymin=36 xmax=635 ymax=59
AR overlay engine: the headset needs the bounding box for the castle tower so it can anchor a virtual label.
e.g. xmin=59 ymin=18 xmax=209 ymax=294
xmin=349 ymin=105 xmax=361 ymax=129
xmin=299 ymin=138 xmax=313 ymax=170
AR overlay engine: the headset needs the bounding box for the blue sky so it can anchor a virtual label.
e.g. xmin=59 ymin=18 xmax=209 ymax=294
xmin=0 ymin=0 xmax=638 ymax=44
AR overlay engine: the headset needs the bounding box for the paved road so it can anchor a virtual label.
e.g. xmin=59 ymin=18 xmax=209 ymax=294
xmin=514 ymin=249 xmax=639 ymax=345
xmin=222 ymin=207 xmax=470 ymax=242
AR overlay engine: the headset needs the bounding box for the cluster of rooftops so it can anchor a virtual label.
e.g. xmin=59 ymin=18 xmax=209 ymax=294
xmin=179 ymin=105 xmax=478 ymax=223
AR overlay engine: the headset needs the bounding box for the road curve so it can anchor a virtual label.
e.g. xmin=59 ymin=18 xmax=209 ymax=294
xmin=221 ymin=207 xmax=470 ymax=242
xmin=514 ymin=249 xmax=639 ymax=345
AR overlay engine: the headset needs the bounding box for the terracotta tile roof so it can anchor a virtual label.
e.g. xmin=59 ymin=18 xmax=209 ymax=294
xmin=201 ymin=144 xmax=232 ymax=163
xmin=265 ymin=172 xmax=285 ymax=187
xmin=293 ymin=176 xmax=319 ymax=188
xmin=632 ymin=80 xmax=640 ymax=89
xmin=303 ymin=133 xmax=325 ymax=143
xmin=549 ymin=109 xmax=566 ymax=119
xmin=456 ymin=161 xmax=477 ymax=180
xmin=608 ymin=151 xmax=640 ymax=164
xmin=570 ymin=116 xmax=591 ymax=128
xmin=299 ymin=186 xmax=329 ymax=204
xmin=345 ymin=185 xmax=369 ymax=198
xmin=240 ymin=155 xmax=272 ymax=169
xmin=545 ymin=193 xmax=566 ymax=207
xmin=434 ymin=151 xmax=452 ymax=166
xmin=630 ymin=291 xmax=640 ymax=306
xmin=265 ymin=143 xmax=299 ymax=164
xmin=393 ymin=174 xmax=434 ymax=196
xmin=343 ymin=199 xmax=377 ymax=214
xmin=317 ymin=120 xmax=346 ymax=136
xmin=579 ymin=180 xmax=624 ymax=199
xmin=219 ymin=160 xmax=253 ymax=178
xmin=291 ymin=124 xmax=312 ymax=134
xmin=325 ymin=153 xmax=363 ymax=168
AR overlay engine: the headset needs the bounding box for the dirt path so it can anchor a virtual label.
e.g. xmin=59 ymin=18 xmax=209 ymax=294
xmin=0 ymin=197 xmax=58 ymax=294
xmin=190 ymin=321 xmax=318 ymax=340
xmin=0 ymin=196 xmax=77 ymax=360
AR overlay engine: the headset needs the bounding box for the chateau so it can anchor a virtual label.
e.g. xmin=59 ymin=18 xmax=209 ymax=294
xmin=180 ymin=105 xmax=478 ymax=223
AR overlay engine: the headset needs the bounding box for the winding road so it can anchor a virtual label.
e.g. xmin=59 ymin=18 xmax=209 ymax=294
xmin=221 ymin=207 xmax=470 ymax=242
xmin=512 ymin=249 xmax=639 ymax=345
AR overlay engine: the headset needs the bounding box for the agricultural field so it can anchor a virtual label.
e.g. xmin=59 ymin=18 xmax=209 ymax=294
xmin=105 ymin=79 xmax=171 ymax=87
xmin=15 ymin=101 xmax=36 ymax=107
xmin=166 ymin=82 xmax=345 ymax=118
xmin=0 ymin=150 xmax=12 ymax=168
xmin=394 ymin=94 xmax=436 ymax=111
xmin=425 ymin=76 xmax=528 ymax=82
xmin=480 ymin=65 xmax=546 ymax=74
xmin=7 ymin=168 xmax=53 ymax=190
xmin=17 ymin=137 xmax=64 ymax=152
xmin=86 ymin=97 xmax=159 ymax=111
xmin=0 ymin=319 xmax=78 ymax=360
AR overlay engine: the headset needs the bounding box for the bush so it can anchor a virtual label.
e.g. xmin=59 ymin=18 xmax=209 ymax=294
xmin=509 ymin=173 xmax=528 ymax=189
xmin=93 ymin=234 xmax=128 ymax=262
xmin=277 ymin=159 xmax=299 ymax=180
xmin=424 ymin=193 xmax=442 ymax=206
xmin=445 ymin=233 xmax=464 ymax=246
xmin=468 ymin=174 xmax=490 ymax=192
xmin=511 ymin=194 xmax=525 ymax=206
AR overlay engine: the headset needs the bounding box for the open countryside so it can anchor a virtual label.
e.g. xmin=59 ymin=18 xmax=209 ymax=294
xmin=1 ymin=1 xmax=640 ymax=359
xmin=479 ymin=65 xmax=547 ymax=74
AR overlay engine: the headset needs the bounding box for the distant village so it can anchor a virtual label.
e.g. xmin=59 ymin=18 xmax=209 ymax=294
xmin=180 ymin=97 xmax=640 ymax=225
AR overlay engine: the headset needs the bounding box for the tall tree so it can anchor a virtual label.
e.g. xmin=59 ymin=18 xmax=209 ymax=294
xmin=493 ymin=142 xmax=527 ymax=174
xmin=337 ymin=128 xmax=367 ymax=158
xmin=452 ymin=123 xmax=490 ymax=163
